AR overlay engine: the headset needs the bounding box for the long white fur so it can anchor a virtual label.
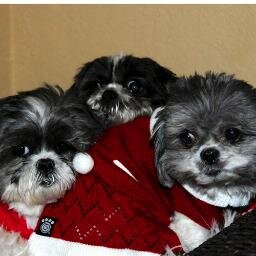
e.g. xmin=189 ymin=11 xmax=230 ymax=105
xmin=25 ymin=97 xmax=49 ymax=126
xmin=166 ymin=210 xmax=237 ymax=254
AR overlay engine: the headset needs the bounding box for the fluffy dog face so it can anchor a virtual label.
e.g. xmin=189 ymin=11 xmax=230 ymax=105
xmin=0 ymin=86 xmax=102 ymax=207
xmin=152 ymin=73 xmax=256 ymax=195
xmin=67 ymin=54 xmax=177 ymax=125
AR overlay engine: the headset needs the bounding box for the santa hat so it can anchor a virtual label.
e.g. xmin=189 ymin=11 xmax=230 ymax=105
xmin=28 ymin=117 xmax=224 ymax=256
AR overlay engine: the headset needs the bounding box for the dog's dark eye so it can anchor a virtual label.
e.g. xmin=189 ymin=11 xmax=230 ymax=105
xmin=179 ymin=130 xmax=197 ymax=148
xmin=225 ymin=128 xmax=242 ymax=144
xmin=127 ymin=80 xmax=142 ymax=95
xmin=12 ymin=145 xmax=30 ymax=157
xmin=56 ymin=142 xmax=73 ymax=154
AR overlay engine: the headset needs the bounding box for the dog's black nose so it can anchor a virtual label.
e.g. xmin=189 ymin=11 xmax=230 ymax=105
xmin=200 ymin=148 xmax=220 ymax=165
xmin=37 ymin=158 xmax=55 ymax=173
xmin=101 ymin=89 xmax=118 ymax=101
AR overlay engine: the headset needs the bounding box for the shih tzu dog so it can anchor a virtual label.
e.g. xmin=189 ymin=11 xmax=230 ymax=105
xmin=66 ymin=54 xmax=177 ymax=126
xmin=151 ymin=72 xmax=256 ymax=253
xmin=0 ymin=85 xmax=102 ymax=255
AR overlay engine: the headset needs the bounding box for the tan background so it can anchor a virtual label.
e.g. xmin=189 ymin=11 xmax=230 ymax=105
xmin=1 ymin=5 xmax=256 ymax=97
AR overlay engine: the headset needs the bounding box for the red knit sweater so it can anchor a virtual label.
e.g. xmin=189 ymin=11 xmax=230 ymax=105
xmin=34 ymin=117 xmax=224 ymax=255
xmin=1 ymin=117 xmax=255 ymax=255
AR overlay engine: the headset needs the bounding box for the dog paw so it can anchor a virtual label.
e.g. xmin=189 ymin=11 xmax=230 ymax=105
xmin=169 ymin=211 xmax=210 ymax=253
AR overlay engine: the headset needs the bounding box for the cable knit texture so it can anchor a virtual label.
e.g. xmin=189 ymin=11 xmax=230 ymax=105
xmin=33 ymin=117 xmax=224 ymax=255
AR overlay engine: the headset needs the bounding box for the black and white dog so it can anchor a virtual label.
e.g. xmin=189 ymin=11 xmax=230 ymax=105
xmin=0 ymin=85 xmax=102 ymax=255
xmin=152 ymin=72 xmax=256 ymax=252
xmin=67 ymin=54 xmax=177 ymax=126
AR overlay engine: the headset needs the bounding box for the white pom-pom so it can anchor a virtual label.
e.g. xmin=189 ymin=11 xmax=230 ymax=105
xmin=73 ymin=153 xmax=94 ymax=174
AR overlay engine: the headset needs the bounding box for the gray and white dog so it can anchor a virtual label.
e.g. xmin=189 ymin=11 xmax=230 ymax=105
xmin=151 ymin=72 xmax=256 ymax=252
xmin=0 ymin=85 xmax=102 ymax=255
xmin=67 ymin=54 xmax=177 ymax=126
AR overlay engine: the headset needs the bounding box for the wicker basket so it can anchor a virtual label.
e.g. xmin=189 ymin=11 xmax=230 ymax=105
xmin=188 ymin=210 xmax=256 ymax=256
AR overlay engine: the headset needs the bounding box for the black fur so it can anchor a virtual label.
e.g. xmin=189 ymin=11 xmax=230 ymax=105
xmin=67 ymin=54 xmax=177 ymax=126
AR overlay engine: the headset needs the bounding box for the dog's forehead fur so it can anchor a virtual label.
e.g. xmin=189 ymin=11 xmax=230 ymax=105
xmin=0 ymin=84 xmax=101 ymax=161
xmin=74 ymin=54 xmax=176 ymax=89
xmin=165 ymin=73 xmax=256 ymax=135
xmin=0 ymin=90 xmax=57 ymax=141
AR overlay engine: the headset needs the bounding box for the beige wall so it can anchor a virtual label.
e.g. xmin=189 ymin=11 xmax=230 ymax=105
xmin=0 ymin=5 xmax=11 ymax=96
xmin=1 ymin=5 xmax=256 ymax=96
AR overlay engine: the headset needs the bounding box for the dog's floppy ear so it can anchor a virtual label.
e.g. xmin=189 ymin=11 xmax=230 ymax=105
xmin=72 ymin=61 xmax=93 ymax=87
xmin=72 ymin=56 xmax=110 ymax=87
xmin=140 ymin=57 xmax=177 ymax=86
xmin=58 ymin=98 xmax=103 ymax=152
xmin=155 ymin=63 xmax=177 ymax=86
xmin=151 ymin=107 xmax=174 ymax=188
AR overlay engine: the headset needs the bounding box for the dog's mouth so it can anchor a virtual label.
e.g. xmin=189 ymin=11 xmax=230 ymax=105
xmin=98 ymin=99 xmax=129 ymax=118
xmin=203 ymin=168 xmax=222 ymax=177
xmin=101 ymin=101 xmax=119 ymax=112
xmin=40 ymin=173 xmax=56 ymax=187
xmin=89 ymin=98 xmax=121 ymax=112
xmin=198 ymin=162 xmax=223 ymax=177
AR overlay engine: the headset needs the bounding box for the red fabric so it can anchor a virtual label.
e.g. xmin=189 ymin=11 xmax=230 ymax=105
xmin=241 ymin=200 xmax=256 ymax=216
xmin=249 ymin=201 xmax=256 ymax=211
xmin=0 ymin=202 xmax=33 ymax=239
xmin=36 ymin=117 xmax=224 ymax=254
xmin=170 ymin=185 xmax=224 ymax=229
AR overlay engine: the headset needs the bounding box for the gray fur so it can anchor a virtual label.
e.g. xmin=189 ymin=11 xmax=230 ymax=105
xmin=152 ymin=72 xmax=256 ymax=203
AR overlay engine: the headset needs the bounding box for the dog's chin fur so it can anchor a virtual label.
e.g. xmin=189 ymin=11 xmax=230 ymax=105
xmin=66 ymin=54 xmax=177 ymax=126
xmin=89 ymin=96 xmax=153 ymax=125
xmin=0 ymin=85 xmax=102 ymax=254
xmin=152 ymin=72 xmax=256 ymax=251
xmin=2 ymin=151 xmax=75 ymax=203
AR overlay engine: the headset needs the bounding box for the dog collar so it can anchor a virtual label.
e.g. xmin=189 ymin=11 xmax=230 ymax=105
xmin=182 ymin=183 xmax=252 ymax=207
xmin=0 ymin=202 xmax=33 ymax=239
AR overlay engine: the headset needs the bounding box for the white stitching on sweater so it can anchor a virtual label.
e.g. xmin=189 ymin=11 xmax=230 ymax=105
xmin=113 ymin=160 xmax=138 ymax=182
